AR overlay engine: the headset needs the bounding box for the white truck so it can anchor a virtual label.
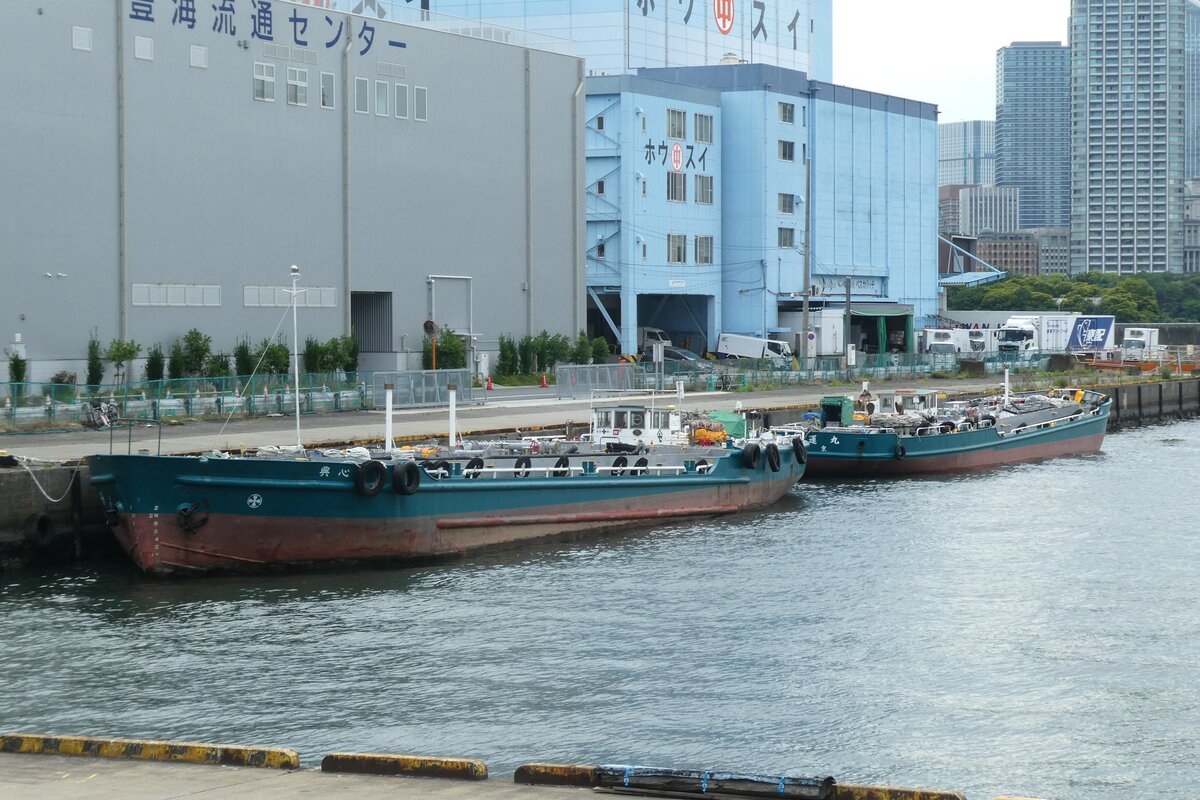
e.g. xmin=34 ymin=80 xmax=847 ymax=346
xmin=921 ymin=328 xmax=997 ymax=357
xmin=715 ymin=332 xmax=794 ymax=363
xmin=1120 ymin=327 xmax=1165 ymax=359
xmin=996 ymin=314 xmax=1115 ymax=355
xmin=637 ymin=327 xmax=672 ymax=353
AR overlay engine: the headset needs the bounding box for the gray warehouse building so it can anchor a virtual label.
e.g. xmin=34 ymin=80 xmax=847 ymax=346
xmin=1 ymin=0 xmax=584 ymax=381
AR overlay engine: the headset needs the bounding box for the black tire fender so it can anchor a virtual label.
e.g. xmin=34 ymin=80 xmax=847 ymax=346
xmin=765 ymin=442 xmax=781 ymax=472
xmin=611 ymin=455 xmax=628 ymax=476
xmin=793 ymin=436 xmax=807 ymax=464
xmin=514 ymin=456 xmax=532 ymax=478
xmin=633 ymin=456 xmax=649 ymax=476
xmin=355 ymin=460 xmax=387 ymax=496
xmin=464 ymin=457 xmax=485 ymax=479
xmin=894 ymin=444 xmax=907 ymax=460
xmin=552 ymin=456 xmax=571 ymax=477
xmin=392 ymin=461 xmax=421 ymax=495
xmin=741 ymin=442 xmax=761 ymax=469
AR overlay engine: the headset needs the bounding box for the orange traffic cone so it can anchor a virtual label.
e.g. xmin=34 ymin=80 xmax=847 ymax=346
xmin=486 ymin=375 xmax=493 ymax=391
xmin=540 ymin=373 xmax=548 ymax=388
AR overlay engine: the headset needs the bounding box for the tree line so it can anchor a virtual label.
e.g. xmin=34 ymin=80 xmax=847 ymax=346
xmin=947 ymin=273 xmax=1200 ymax=322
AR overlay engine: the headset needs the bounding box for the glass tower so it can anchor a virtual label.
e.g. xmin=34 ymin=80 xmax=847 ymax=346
xmin=938 ymin=120 xmax=995 ymax=186
xmin=996 ymin=41 xmax=1070 ymax=228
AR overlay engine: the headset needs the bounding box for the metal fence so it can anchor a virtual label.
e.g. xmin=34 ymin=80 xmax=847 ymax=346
xmin=370 ymin=369 xmax=484 ymax=408
xmin=554 ymin=364 xmax=643 ymax=399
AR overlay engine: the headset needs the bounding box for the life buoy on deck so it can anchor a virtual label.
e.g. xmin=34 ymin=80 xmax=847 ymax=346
xmin=793 ymin=436 xmax=807 ymax=464
xmin=894 ymin=444 xmax=907 ymax=460
xmin=355 ymin=460 xmax=387 ymax=496
xmin=741 ymin=442 xmax=762 ymax=469
xmin=765 ymin=442 xmax=782 ymax=472
xmin=393 ymin=460 xmax=421 ymax=495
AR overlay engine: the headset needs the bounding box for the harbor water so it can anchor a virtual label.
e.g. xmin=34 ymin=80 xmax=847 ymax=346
xmin=2 ymin=420 xmax=1198 ymax=799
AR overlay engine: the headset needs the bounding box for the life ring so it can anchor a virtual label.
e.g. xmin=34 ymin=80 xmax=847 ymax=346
xmin=894 ymin=444 xmax=907 ymax=460
xmin=633 ymin=456 xmax=649 ymax=476
xmin=765 ymin=442 xmax=782 ymax=472
xmin=611 ymin=455 xmax=628 ymax=476
xmin=392 ymin=460 xmax=421 ymax=495
xmin=741 ymin=442 xmax=762 ymax=469
xmin=792 ymin=436 xmax=807 ymax=464
xmin=464 ymin=457 xmax=485 ymax=479
xmin=514 ymin=456 xmax=532 ymax=478
xmin=355 ymin=460 xmax=387 ymax=496
xmin=552 ymin=455 xmax=571 ymax=477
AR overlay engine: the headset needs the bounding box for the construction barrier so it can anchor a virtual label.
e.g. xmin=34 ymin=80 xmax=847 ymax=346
xmin=0 ymin=733 xmax=298 ymax=769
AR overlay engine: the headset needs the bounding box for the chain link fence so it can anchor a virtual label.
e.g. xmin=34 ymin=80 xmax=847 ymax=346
xmin=371 ymin=369 xmax=484 ymax=408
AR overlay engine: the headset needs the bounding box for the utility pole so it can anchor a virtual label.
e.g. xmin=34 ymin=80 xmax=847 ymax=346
xmin=801 ymin=157 xmax=811 ymax=367
xmin=843 ymin=277 xmax=852 ymax=375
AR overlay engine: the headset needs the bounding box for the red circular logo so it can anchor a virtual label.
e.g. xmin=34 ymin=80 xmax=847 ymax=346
xmin=714 ymin=0 xmax=734 ymax=35
xmin=671 ymin=143 xmax=683 ymax=172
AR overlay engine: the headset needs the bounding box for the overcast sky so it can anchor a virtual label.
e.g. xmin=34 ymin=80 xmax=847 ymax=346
xmin=831 ymin=0 xmax=1071 ymax=122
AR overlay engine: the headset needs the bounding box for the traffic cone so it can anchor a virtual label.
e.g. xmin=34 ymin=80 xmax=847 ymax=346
xmin=486 ymin=375 xmax=493 ymax=391
xmin=540 ymin=373 xmax=548 ymax=388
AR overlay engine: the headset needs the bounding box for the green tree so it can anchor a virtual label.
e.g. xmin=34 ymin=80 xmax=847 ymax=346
xmin=204 ymin=352 xmax=232 ymax=378
xmin=570 ymin=331 xmax=593 ymax=364
xmin=422 ymin=329 xmax=467 ymax=370
xmin=517 ymin=334 xmax=536 ymax=374
xmin=167 ymin=342 xmax=185 ymax=380
xmin=180 ymin=329 xmax=212 ymax=376
xmin=303 ymin=336 xmax=323 ymax=373
xmin=591 ymin=337 xmax=611 ymax=365
xmin=233 ymin=337 xmax=256 ymax=376
xmin=86 ymin=331 xmax=104 ymax=390
xmin=256 ymin=338 xmax=291 ymax=375
xmin=7 ymin=352 xmax=27 ymax=387
xmin=105 ymin=339 xmax=142 ymax=385
xmin=145 ymin=343 xmax=165 ymax=382
xmin=497 ymin=334 xmax=519 ymax=375
xmin=1097 ymin=290 xmax=1140 ymax=322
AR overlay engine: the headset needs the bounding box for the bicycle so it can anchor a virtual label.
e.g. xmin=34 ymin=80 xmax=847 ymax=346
xmin=85 ymin=399 xmax=120 ymax=429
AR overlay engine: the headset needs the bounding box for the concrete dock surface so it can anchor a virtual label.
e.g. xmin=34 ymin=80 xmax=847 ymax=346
xmin=0 ymin=753 xmax=586 ymax=800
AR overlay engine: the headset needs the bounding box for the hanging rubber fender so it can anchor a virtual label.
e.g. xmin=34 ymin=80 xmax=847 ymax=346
xmin=793 ymin=436 xmax=807 ymax=464
xmin=741 ymin=442 xmax=762 ymax=469
xmin=765 ymin=442 xmax=782 ymax=472
xmin=23 ymin=513 xmax=55 ymax=549
xmin=611 ymin=455 xmax=628 ymax=476
xmin=355 ymin=460 xmax=387 ymax=496
xmin=633 ymin=456 xmax=649 ymax=476
xmin=424 ymin=459 xmax=450 ymax=479
xmin=894 ymin=444 xmax=907 ymax=460
xmin=514 ymin=456 xmax=532 ymax=478
xmin=464 ymin=457 xmax=485 ymax=479
xmin=552 ymin=456 xmax=571 ymax=477
xmin=392 ymin=461 xmax=421 ymax=495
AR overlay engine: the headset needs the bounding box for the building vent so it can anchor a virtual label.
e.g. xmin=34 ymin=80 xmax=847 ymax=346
xmin=719 ymin=52 xmax=740 ymax=65
xmin=265 ymin=43 xmax=291 ymax=60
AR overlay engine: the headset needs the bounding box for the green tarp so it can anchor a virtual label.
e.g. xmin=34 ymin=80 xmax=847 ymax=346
xmin=706 ymin=410 xmax=747 ymax=438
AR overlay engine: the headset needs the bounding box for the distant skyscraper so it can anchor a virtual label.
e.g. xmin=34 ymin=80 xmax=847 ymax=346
xmin=1070 ymin=0 xmax=1200 ymax=274
xmin=938 ymin=121 xmax=994 ymax=186
xmin=996 ymin=41 xmax=1070 ymax=229
xmin=959 ymin=185 xmax=1020 ymax=236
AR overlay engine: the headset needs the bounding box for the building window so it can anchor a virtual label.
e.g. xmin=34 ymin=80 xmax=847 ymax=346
xmin=395 ymin=83 xmax=409 ymax=118
xmin=642 ymin=243 xmax=648 ymax=260
xmin=596 ymin=179 xmax=605 ymax=196
xmin=596 ymin=242 xmax=606 ymax=260
xmin=779 ymin=193 xmax=795 ymax=214
xmin=287 ymin=67 xmax=308 ymax=106
xmin=132 ymin=283 xmax=221 ymax=307
xmin=641 ymin=116 xmax=647 ymax=132
xmin=320 ymin=72 xmax=335 ymax=109
xmin=243 ymin=285 xmax=337 ymax=308
xmin=375 ymin=80 xmax=389 ymax=116
xmin=695 ymin=113 xmax=713 ymax=144
xmin=778 ymin=227 xmax=795 ymax=248
xmin=779 ymin=102 xmax=795 ymax=123
xmin=778 ymin=140 xmax=794 ymax=161
xmin=72 ymin=26 xmax=93 ymax=52
xmin=190 ymin=44 xmax=207 ymax=68
xmin=414 ymin=86 xmax=428 ymax=121
xmin=641 ymin=179 xmax=647 ymax=196
xmin=254 ymin=62 xmax=276 ymax=101
xmin=354 ymin=77 xmax=368 ymax=113
xmin=668 ymin=234 xmax=687 ymax=264
xmin=695 ymin=174 xmax=713 ymax=205
xmin=695 ymin=235 xmax=713 ymax=265
xmin=668 ymin=108 xmax=686 ymax=139
xmin=596 ymin=115 xmax=605 ymax=131
xmin=667 ymin=171 xmax=686 ymax=202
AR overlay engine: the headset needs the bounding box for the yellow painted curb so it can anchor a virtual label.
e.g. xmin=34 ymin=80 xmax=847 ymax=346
xmin=321 ymin=752 xmax=488 ymax=780
xmin=0 ymin=733 xmax=299 ymax=769
xmin=514 ymin=762 xmax=599 ymax=786
xmin=835 ymin=785 xmax=966 ymax=800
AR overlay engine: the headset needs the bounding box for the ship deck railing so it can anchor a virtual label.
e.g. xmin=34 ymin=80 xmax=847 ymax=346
xmin=106 ymin=417 xmax=163 ymax=455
